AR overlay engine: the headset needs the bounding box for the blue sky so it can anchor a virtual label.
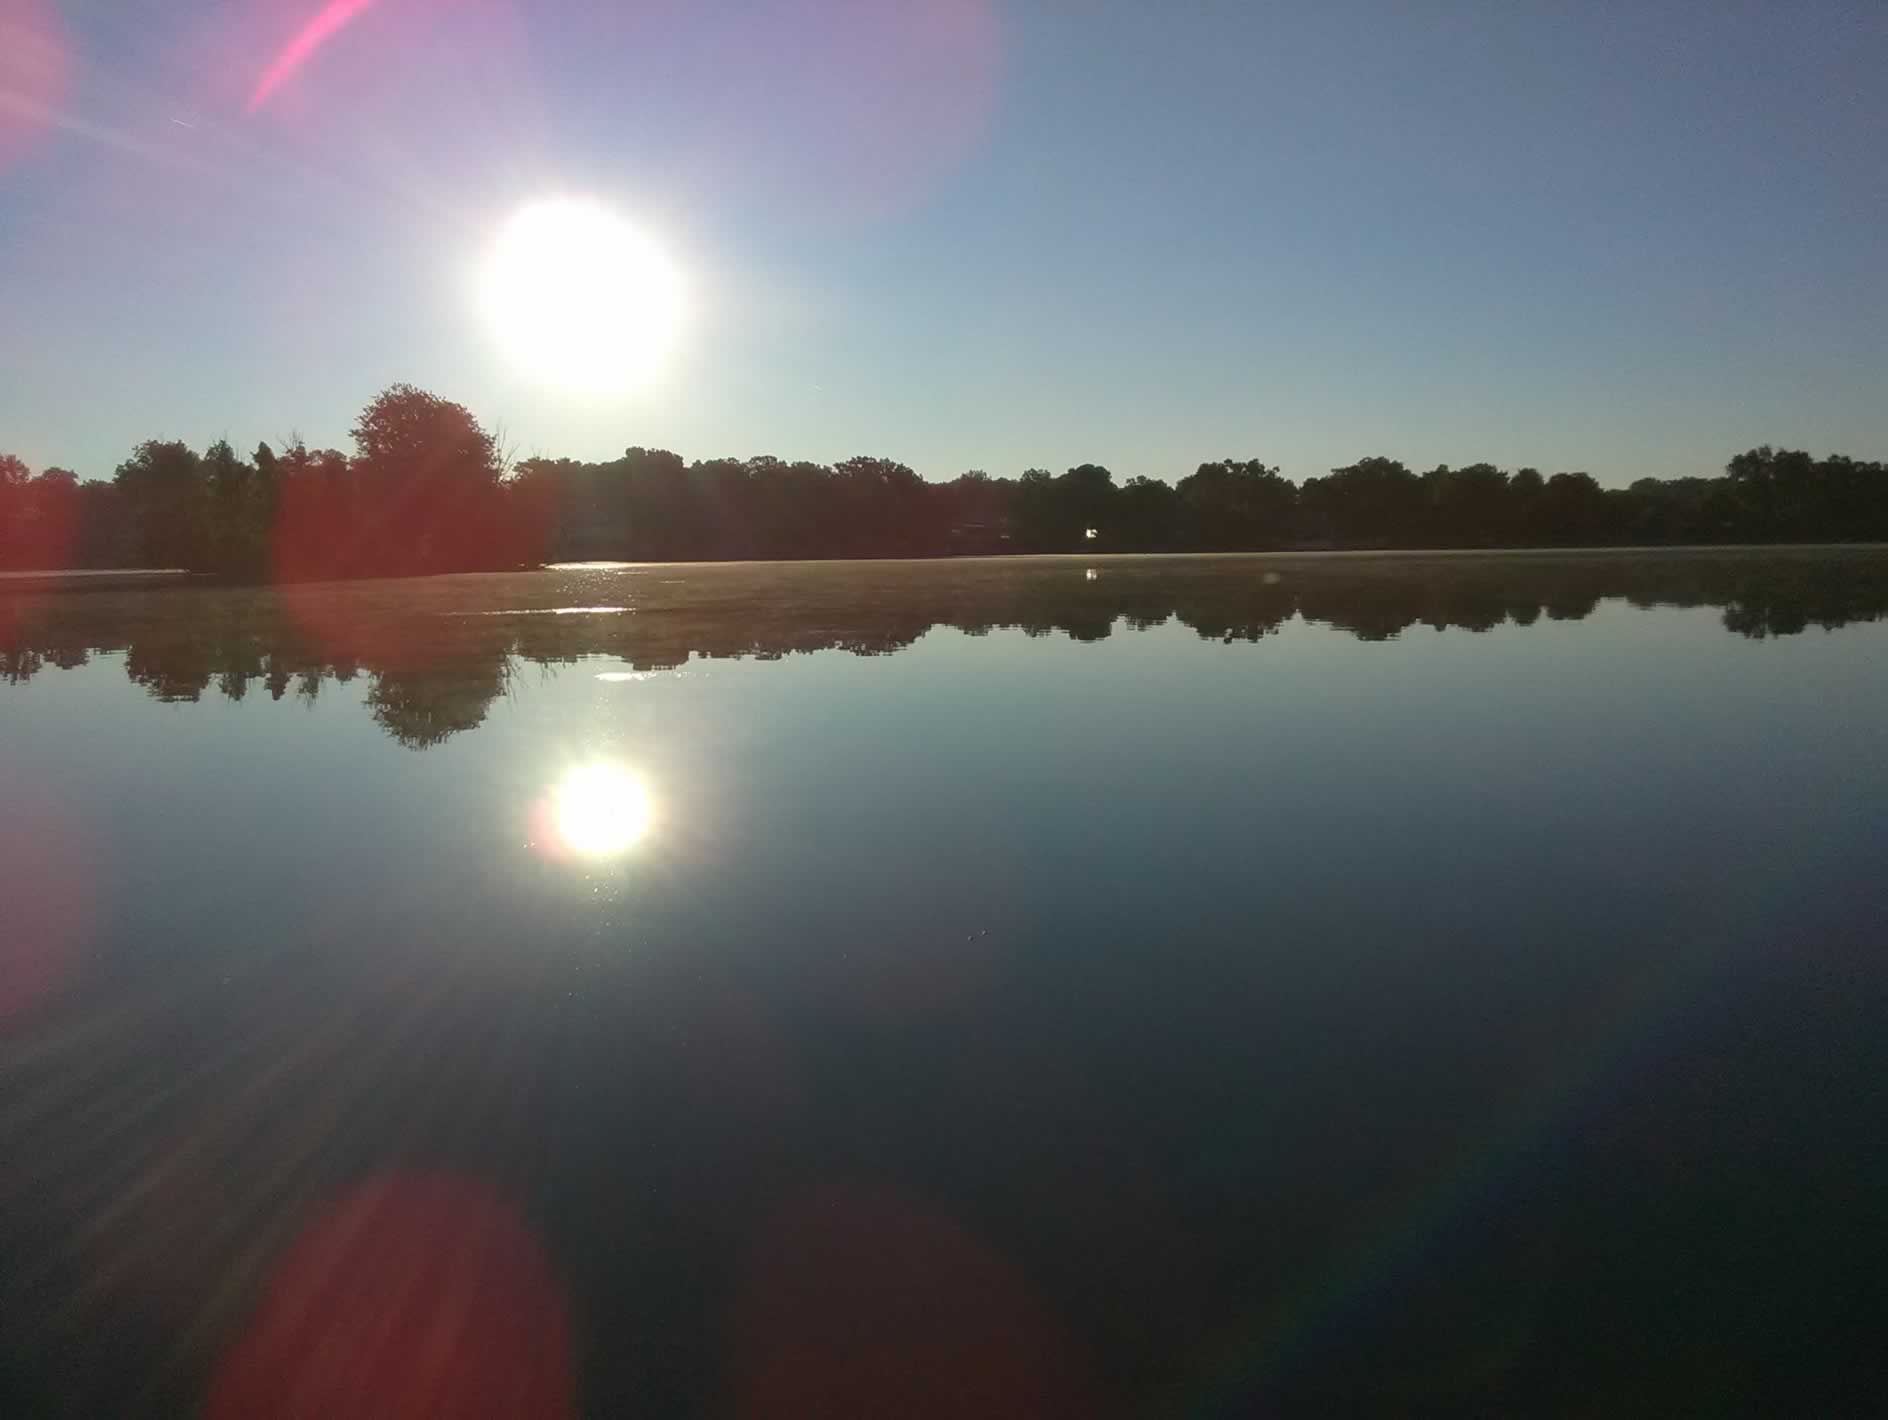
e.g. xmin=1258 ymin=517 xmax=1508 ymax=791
xmin=2 ymin=0 xmax=1882 ymax=485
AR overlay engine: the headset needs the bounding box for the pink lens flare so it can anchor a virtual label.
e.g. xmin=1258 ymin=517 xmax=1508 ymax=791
xmin=0 ymin=788 xmax=96 ymax=1026
xmin=248 ymin=0 xmax=381 ymax=112
xmin=0 ymin=0 xmax=70 ymax=172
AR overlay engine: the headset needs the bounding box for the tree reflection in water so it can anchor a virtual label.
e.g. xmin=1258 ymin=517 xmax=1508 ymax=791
xmin=4 ymin=548 xmax=1885 ymax=748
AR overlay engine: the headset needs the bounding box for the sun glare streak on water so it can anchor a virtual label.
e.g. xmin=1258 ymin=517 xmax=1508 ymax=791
xmin=456 ymin=606 xmax=630 ymax=617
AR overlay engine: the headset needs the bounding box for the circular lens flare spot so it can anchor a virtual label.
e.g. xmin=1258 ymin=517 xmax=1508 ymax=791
xmin=210 ymin=1172 xmax=572 ymax=1420
xmin=482 ymin=198 xmax=683 ymax=396
xmin=552 ymin=763 xmax=653 ymax=858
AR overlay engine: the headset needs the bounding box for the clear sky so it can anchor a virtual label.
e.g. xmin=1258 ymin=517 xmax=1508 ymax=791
xmin=3 ymin=0 xmax=1883 ymax=486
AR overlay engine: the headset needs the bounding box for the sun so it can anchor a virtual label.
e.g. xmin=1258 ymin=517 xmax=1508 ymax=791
xmin=482 ymin=198 xmax=684 ymax=395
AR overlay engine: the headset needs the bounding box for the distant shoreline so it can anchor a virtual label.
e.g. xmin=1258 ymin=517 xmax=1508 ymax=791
xmin=0 ymin=569 xmax=194 ymax=593
xmin=5 ymin=545 xmax=1888 ymax=596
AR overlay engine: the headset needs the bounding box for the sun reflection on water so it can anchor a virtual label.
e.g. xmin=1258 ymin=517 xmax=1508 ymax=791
xmin=549 ymin=763 xmax=654 ymax=859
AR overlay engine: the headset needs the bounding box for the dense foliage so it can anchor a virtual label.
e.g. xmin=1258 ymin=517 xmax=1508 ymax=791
xmin=3 ymin=386 xmax=1883 ymax=576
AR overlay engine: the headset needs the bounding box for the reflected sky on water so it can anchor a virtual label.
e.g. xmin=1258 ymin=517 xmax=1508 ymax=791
xmin=2 ymin=552 xmax=1885 ymax=1415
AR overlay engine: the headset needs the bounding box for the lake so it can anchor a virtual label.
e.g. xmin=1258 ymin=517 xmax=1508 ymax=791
xmin=2 ymin=550 xmax=1884 ymax=1416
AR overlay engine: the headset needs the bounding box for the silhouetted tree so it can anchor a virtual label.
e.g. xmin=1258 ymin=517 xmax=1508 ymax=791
xmin=201 ymin=439 xmax=260 ymax=577
xmin=1537 ymin=471 xmax=1608 ymax=545
xmin=1116 ymin=476 xmax=1179 ymax=551
xmin=832 ymin=456 xmax=931 ymax=556
xmin=114 ymin=441 xmax=208 ymax=569
xmin=0 ymin=455 xmax=34 ymax=565
xmin=367 ymin=661 xmax=510 ymax=748
xmin=1177 ymin=459 xmax=1293 ymax=550
xmin=1424 ymin=463 xmax=1511 ymax=546
xmin=273 ymin=440 xmax=360 ymax=580
xmin=1010 ymin=464 xmax=1116 ymax=551
xmin=349 ymin=384 xmax=505 ymax=575
xmin=1301 ymin=457 xmax=1424 ymax=546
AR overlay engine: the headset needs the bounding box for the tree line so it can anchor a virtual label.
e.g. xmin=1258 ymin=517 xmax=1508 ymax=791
xmin=3 ymin=384 xmax=1884 ymax=576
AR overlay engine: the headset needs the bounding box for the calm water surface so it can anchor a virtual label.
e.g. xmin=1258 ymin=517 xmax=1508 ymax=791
xmin=2 ymin=552 xmax=1884 ymax=1415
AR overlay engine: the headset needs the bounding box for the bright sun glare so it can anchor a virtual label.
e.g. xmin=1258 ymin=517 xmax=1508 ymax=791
xmin=483 ymin=199 xmax=683 ymax=395
xmin=552 ymin=763 xmax=654 ymax=859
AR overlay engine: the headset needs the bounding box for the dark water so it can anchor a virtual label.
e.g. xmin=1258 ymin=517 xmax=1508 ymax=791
xmin=3 ymin=551 xmax=1884 ymax=1416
